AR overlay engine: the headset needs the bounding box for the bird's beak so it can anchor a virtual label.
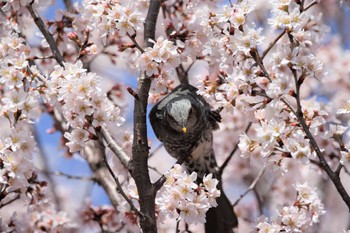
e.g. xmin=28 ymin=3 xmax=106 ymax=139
xmin=182 ymin=127 xmax=187 ymax=134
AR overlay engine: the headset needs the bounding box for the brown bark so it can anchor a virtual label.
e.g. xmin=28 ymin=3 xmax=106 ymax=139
xmin=130 ymin=1 xmax=162 ymax=232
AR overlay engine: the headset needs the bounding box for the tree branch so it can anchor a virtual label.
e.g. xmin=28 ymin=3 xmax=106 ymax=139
xmin=219 ymin=122 xmax=252 ymax=176
xmin=101 ymin=143 xmax=143 ymax=218
xmin=46 ymin=170 xmax=95 ymax=181
xmin=251 ymin=49 xmax=271 ymax=81
xmin=84 ymin=140 xmax=122 ymax=209
xmin=0 ymin=192 xmax=20 ymax=209
xmin=176 ymin=63 xmax=189 ymax=84
xmin=96 ymin=126 xmax=130 ymax=169
xmin=232 ymin=166 xmax=266 ymax=207
xmin=261 ymin=29 xmax=286 ymax=60
xmin=127 ymin=33 xmax=145 ymax=53
xmin=289 ymin=38 xmax=350 ymax=210
xmin=129 ymin=1 xmax=162 ymax=232
xmin=27 ymin=4 xmax=65 ymax=66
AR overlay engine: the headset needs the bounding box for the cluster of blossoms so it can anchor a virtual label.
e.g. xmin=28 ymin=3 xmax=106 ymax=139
xmin=0 ymin=30 xmax=77 ymax=232
xmin=0 ymin=174 xmax=76 ymax=232
xmin=0 ymin=122 xmax=36 ymax=191
xmin=194 ymin=1 xmax=263 ymax=110
xmin=237 ymin=98 xmax=331 ymax=172
xmin=157 ymin=0 xmax=325 ymax=113
xmin=44 ymin=61 xmax=124 ymax=153
xmin=0 ymin=32 xmax=42 ymax=122
xmin=335 ymin=107 xmax=350 ymax=165
xmin=1 ymin=0 xmax=350 ymax=231
xmin=211 ymin=0 xmax=327 ymax=167
xmin=0 ymin=26 xmax=43 ymax=217
xmin=81 ymin=0 xmax=144 ymax=38
xmin=256 ymin=182 xmax=325 ymax=232
xmin=140 ymin=37 xmax=181 ymax=90
xmin=156 ymin=164 xmax=220 ymax=225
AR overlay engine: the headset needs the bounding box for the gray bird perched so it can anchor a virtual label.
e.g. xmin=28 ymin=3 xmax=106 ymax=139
xmin=149 ymin=84 xmax=238 ymax=233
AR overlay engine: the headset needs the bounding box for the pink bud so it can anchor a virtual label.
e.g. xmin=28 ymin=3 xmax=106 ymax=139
xmin=67 ymin=32 xmax=78 ymax=40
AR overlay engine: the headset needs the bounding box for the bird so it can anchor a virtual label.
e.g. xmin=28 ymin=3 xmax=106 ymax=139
xmin=149 ymin=84 xmax=238 ymax=233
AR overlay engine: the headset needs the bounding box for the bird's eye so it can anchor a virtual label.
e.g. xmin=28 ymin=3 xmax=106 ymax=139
xmin=165 ymin=111 xmax=175 ymax=121
xmin=189 ymin=107 xmax=196 ymax=116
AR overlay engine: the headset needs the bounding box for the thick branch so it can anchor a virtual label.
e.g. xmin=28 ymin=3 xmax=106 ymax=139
xmin=144 ymin=0 xmax=161 ymax=47
xmin=130 ymin=1 xmax=162 ymax=233
xmin=84 ymin=140 xmax=121 ymax=208
xmin=295 ymin=103 xmax=350 ymax=210
xmin=96 ymin=126 xmax=130 ymax=168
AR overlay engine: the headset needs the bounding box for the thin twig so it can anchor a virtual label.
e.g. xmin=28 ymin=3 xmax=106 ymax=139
xmin=175 ymin=219 xmax=180 ymax=233
xmin=252 ymin=49 xmax=271 ymax=81
xmin=148 ymin=166 xmax=163 ymax=176
xmin=281 ymin=97 xmax=297 ymax=116
xmin=127 ymin=33 xmax=145 ymax=53
xmin=47 ymin=171 xmax=95 ymax=181
xmin=0 ymin=193 xmax=20 ymax=209
xmin=27 ymin=4 xmax=65 ymax=66
xmin=185 ymin=61 xmax=195 ymax=76
xmin=304 ymin=1 xmax=318 ymax=12
xmin=261 ymin=29 xmax=286 ymax=60
xmin=219 ymin=122 xmax=252 ymax=176
xmin=102 ymin=149 xmax=143 ymax=218
xmin=253 ymin=188 xmax=263 ymax=215
xmin=232 ymin=166 xmax=266 ymax=207
xmin=288 ymin=32 xmax=350 ymax=210
xmin=149 ymin=143 xmax=164 ymax=157
xmin=335 ymin=163 xmax=343 ymax=176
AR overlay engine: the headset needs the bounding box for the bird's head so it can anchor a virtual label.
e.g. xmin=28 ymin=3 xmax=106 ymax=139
xmin=166 ymin=99 xmax=197 ymax=134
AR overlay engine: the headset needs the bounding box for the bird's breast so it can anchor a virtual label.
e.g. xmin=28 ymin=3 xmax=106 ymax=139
xmin=190 ymin=135 xmax=213 ymax=160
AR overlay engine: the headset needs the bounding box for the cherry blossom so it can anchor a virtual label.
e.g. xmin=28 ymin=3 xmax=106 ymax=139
xmin=156 ymin=165 xmax=220 ymax=225
xmin=0 ymin=0 xmax=350 ymax=232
